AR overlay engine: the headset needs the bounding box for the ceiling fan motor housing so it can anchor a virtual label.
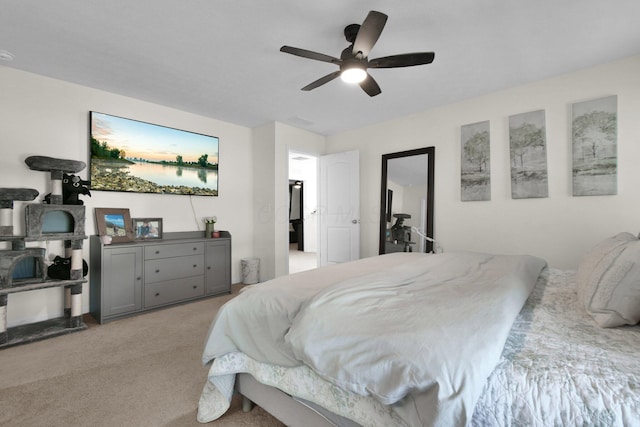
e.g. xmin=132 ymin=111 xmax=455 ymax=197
xmin=344 ymin=23 xmax=361 ymax=44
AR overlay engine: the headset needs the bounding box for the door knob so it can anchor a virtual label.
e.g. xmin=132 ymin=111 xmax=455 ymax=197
xmin=352 ymin=219 xmax=360 ymax=224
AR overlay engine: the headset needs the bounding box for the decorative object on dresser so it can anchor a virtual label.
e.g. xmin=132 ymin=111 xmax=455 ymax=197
xmin=89 ymin=231 xmax=231 ymax=324
xmin=204 ymin=216 xmax=217 ymax=238
xmin=94 ymin=207 xmax=134 ymax=243
xmin=133 ymin=217 xmax=163 ymax=240
xmin=0 ymin=156 xmax=88 ymax=349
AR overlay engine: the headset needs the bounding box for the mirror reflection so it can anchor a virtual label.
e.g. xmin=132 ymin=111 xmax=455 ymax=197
xmin=379 ymin=147 xmax=435 ymax=254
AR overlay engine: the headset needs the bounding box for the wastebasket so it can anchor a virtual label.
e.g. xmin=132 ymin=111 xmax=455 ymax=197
xmin=241 ymin=258 xmax=260 ymax=285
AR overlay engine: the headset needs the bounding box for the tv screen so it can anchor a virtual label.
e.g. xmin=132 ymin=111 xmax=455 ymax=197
xmin=90 ymin=111 xmax=219 ymax=196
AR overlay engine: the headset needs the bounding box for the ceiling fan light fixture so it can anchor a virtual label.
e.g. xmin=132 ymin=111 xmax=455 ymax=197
xmin=280 ymin=11 xmax=433 ymax=96
xmin=340 ymin=66 xmax=367 ymax=84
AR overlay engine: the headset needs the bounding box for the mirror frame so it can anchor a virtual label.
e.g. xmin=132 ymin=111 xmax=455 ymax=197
xmin=379 ymin=147 xmax=435 ymax=254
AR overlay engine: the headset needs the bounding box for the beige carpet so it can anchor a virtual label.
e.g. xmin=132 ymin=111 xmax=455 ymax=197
xmin=288 ymin=244 xmax=317 ymax=274
xmin=0 ymin=285 xmax=285 ymax=427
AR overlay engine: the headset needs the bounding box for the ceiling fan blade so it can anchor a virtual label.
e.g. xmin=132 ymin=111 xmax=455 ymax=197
xmin=368 ymin=52 xmax=435 ymax=68
xmin=280 ymin=46 xmax=341 ymax=64
xmin=301 ymin=70 xmax=342 ymax=91
xmin=352 ymin=11 xmax=388 ymax=58
xmin=359 ymin=73 xmax=381 ymax=97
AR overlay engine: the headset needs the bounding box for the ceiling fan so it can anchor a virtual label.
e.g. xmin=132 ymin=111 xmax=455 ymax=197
xmin=280 ymin=10 xmax=435 ymax=97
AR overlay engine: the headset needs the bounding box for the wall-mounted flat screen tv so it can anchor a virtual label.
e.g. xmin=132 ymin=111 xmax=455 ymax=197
xmin=90 ymin=111 xmax=219 ymax=196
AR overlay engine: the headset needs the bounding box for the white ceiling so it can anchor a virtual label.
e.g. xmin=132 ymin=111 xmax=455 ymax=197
xmin=2 ymin=0 xmax=640 ymax=136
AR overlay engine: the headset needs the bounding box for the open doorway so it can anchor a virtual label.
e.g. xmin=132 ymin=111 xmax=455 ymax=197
xmin=288 ymin=151 xmax=318 ymax=274
xmin=289 ymin=179 xmax=304 ymax=250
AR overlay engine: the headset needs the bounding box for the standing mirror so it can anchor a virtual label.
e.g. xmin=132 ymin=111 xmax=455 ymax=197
xmin=379 ymin=147 xmax=435 ymax=254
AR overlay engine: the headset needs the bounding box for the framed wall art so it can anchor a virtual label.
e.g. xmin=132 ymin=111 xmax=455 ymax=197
xmin=571 ymin=95 xmax=617 ymax=196
xmin=509 ymin=110 xmax=549 ymax=199
xmin=461 ymin=120 xmax=491 ymax=201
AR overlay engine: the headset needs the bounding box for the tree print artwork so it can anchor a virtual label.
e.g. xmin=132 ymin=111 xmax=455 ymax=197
xmin=461 ymin=121 xmax=491 ymax=201
xmin=572 ymin=95 xmax=617 ymax=196
xmin=509 ymin=110 xmax=548 ymax=199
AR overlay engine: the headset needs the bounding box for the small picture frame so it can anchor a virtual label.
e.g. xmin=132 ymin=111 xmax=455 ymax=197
xmin=132 ymin=218 xmax=163 ymax=240
xmin=94 ymin=208 xmax=134 ymax=243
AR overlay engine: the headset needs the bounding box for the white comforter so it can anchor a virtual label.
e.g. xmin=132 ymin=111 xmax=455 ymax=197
xmin=200 ymin=251 xmax=547 ymax=426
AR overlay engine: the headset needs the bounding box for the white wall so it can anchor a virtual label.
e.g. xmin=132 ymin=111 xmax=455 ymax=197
xmin=326 ymin=55 xmax=640 ymax=269
xmin=275 ymin=124 xmax=325 ymax=275
xmin=0 ymin=67 xmax=254 ymax=327
xmin=251 ymin=123 xmax=277 ymax=281
xmin=252 ymin=122 xmax=325 ymax=280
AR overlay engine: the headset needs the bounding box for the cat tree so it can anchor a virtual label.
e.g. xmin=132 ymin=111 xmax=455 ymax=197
xmin=0 ymin=156 xmax=87 ymax=348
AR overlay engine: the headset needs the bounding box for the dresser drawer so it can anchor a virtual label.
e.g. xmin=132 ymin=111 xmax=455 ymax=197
xmin=144 ymin=254 xmax=204 ymax=283
xmin=145 ymin=242 xmax=204 ymax=260
xmin=144 ymin=275 xmax=204 ymax=308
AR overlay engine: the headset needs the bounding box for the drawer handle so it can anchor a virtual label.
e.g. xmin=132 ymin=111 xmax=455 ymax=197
xmin=193 ymin=285 xmax=197 ymax=289
xmin=137 ymin=277 xmax=141 ymax=281
xmin=155 ymin=269 xmax=160 ymax=273
xmin=155 ymin=292 xmax=160 ymax=297
xmin=207 ymin=266 xmax=211 ymax=270
xmin=193 ymin=264 xmax=197 ymax=268
xmin=155 ymin=250 xmax=160 ymax=254
xmin=193 ymin=247 xmax=197 ymax=251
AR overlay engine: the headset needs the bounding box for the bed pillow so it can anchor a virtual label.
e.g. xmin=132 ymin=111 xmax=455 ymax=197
xmin=575 ymin=232 xmax=640 ymax=327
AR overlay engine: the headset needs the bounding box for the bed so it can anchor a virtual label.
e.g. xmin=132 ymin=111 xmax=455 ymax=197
xmin=197 ymin=237 xmax=640 ymax=426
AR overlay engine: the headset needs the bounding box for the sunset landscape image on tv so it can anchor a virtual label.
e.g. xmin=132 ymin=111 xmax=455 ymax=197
xmin=90 ymin=111 xmax=219 ymax=196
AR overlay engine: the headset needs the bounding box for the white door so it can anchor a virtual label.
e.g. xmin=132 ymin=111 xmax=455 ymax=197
xmin=319 ymin=150 xmax=360 ymax=266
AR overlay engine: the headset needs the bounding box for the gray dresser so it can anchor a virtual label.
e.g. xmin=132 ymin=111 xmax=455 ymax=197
xmin=90 ymin=231 xmax=231 ymax=323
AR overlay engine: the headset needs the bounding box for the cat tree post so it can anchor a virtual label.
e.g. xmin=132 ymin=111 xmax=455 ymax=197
xmin=0 ymin=188 xmax=39 ymax=236
xmin=49 ymin=170 xmax=63 ymax=204
xmin=69 ymin=283 xmax=83 ymax=328
xmin=0 ymin=294 xmax=7 ymax=344
xmin=63 ymin=239 xmax=85 ymax=315
xmin=0 ymin=201 xmax=12 ymax=236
